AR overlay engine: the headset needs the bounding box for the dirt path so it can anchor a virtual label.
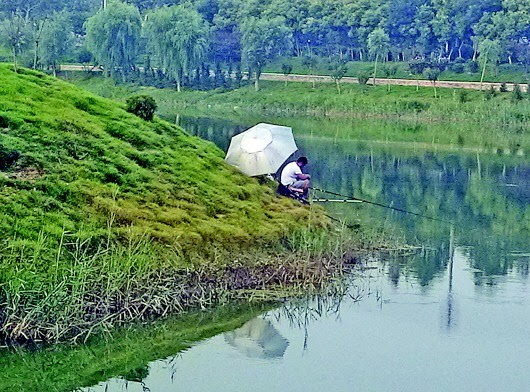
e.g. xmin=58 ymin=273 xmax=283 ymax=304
xmin=60 ymin=65 xmax=528 ymax=92
xmin=261 ymin=73 xmax=528 ymax=92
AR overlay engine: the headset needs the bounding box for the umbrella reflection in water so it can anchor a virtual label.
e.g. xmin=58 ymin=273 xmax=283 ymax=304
xmin=224 ymin=317 xmax=289 ymax=359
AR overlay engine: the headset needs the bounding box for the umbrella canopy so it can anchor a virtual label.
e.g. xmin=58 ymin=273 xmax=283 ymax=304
xmin=225 ymin=123 xmax=298 ymax=177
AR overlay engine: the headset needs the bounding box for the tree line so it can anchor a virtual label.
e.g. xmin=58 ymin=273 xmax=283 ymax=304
xmin=0 ymin=0 xmax=528 ymax=90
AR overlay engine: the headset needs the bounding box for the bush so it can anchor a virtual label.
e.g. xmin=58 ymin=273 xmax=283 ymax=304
xmin=451 ymin=58 xmax=466 ymax=74
xmin=357 ymin=72 xmax=370 ymax=85
xmin=458 ymin=90 xmax=469 ymax=103
xmin=467 ymin=61 xmax=479 ymax=73
xmin=125 ymin=95 xmax=158 ymax=121
xmin=499 ymin=82 xmax=508 ymax=92
xmin=0 ymin=144 xmax=20 ymax=170
xmin=484 ymin=86 xmax=498 ymax=100
xmin=511 ymin=84 xmax=523 ymax=102
xmin=402 ymin=100 xmax=430 ymax=113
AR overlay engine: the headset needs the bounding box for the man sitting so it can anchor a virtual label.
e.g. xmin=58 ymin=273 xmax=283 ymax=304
xmin=280 ymin=157 xmax=311 ymax=198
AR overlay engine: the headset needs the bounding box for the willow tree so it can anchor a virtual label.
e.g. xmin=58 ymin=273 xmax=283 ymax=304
xmin=144 ymin=5 xmax=209 ymax=92
xmin=240 ymin=16 xmax=292 ymax=92
xmin=0 ymin=13 xmax=28 ymax=73
xmin=367 ymin=28 xmax=390 ymax=86
xmin=40 ymin=12 xmax=71 ymax=76
xmin=477 ymin=38 xmax=501 ymax=90
xmin=85 ymin=0 xmax=141 ymax=82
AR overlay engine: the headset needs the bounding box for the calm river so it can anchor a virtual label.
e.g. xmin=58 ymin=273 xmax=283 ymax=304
xmin=3 ymin=113 xmax=529 ymax=392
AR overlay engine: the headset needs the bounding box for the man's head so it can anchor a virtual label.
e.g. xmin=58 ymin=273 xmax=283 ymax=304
xmin=296 ymin=156 xmax=308 ymax=168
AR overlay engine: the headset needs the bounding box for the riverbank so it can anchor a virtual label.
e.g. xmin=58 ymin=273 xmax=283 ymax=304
xmin=263 ymin=58 xmax=530 ymax=84
xmin=68 ymin=75 xmax=529 ymax=151
xmin=0 ymin=64 xmax=393 ymax=345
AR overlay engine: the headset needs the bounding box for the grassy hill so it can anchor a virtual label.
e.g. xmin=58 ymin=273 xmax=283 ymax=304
xmin=0 ymin=64 xmax=329 ymax=343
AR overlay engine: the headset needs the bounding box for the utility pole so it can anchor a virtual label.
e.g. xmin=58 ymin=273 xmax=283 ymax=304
xmin=103 ymin=0 xmax=107 ymax=10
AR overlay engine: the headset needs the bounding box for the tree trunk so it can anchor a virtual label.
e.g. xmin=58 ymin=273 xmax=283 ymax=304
xmin=33 ymin=40 xmax=39 ymax=69
xmin=372 ymin=53 xmax=379 ymax=86
xmin=416 ymin=76 xmax=419 ymax=92
xmin=12 ymin=47 xmax=18 ymax=73
xmin=480 ymin=55 xmax=488 ymax=90
xmin=176 ymin=78 xmax=181 ymax=92
xmin=335 ymin=79 xmax=341 ymax=94
xmin=433 ymin=81 xmax=437 ymax=98
xmin=254 ymin=77 xmax=259 ymax=92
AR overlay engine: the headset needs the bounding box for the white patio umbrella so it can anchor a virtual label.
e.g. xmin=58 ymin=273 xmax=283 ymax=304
xmin=225 ymin=123 xmax=298 ymax=177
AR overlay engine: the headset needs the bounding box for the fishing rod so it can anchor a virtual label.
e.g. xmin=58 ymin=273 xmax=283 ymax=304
xmin=311 ymin=186 xmax=453 ymax=224
xmin=322 ymin=211 xmax=361 ymax=230
xmin=313 ymin=198 xmax=362 ymax=204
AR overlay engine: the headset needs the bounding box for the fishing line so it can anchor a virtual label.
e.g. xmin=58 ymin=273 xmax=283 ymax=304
xmin=311 ymin=187 xmax=453 ymax=225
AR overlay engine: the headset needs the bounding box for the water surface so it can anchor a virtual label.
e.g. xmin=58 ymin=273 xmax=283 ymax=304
xmin=81 ymin=113 xmax=529 ymax=391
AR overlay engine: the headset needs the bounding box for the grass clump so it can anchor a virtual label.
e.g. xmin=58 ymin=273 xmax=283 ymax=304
xmin=0 ymin=64 xmax=339 ymax=344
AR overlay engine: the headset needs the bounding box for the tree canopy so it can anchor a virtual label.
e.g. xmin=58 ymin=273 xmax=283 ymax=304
xmin=85 ymin=0 xmax=142 ymax=81
xmin=0 ymin=0 xmax=528 ymax=87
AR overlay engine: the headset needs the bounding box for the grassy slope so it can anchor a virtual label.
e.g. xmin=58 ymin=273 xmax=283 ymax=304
xmin=70 ymin=75 xmax=530 ymax=150
xmin=0 ymin=64 xmax=312 ymax=253
xmin=0 ymin=64 xmax=325 ymax=341
xmin=264 ymin=57 xmax=530 ymax=83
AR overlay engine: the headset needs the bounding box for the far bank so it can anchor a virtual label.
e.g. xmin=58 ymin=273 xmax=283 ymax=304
xmin=66 ymin=75 xmax=529 ymax=152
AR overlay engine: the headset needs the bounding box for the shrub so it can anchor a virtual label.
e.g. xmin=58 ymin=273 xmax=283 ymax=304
xmin=467 ymin=61 xmax=479 ymax=73
xmin=499 ymin=82 xmax=508 ymax=92
xmin=125 ymin=95 xmax=157 ymax=121
xmin=402 ymin=100 xmax=430 ymax=113
xmin=0 ymin=144 xmax=20 ymax=170
xmin=451 ymin=58 xmax=466 ymax=74
xmin=281 ymin=63 xmax=293 ymax=76
xmin=458 ymin=90 xmax=469 ymax=103
xmin=484 ymin=86 xmax=498 ymax=100
xmin=357 ymin=72 xmax=370 ymax=85
xmin=457 ymin=134 xmax=465 ymax=146
xmin=511 ymin=84 xmax=523 ymax=102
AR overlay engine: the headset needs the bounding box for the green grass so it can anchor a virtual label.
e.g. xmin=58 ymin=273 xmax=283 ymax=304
xmin=265 ymin=57 xmax=530 ymax=83
xmin=0 ymin=63 xmax=337 ymax=343
xmin=69 ymin=75 xmax=530 ymax=150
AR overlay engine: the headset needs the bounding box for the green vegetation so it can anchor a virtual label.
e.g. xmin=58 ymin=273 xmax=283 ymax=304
xmin=0 ymin=64 xmax=360 ymax=344
xmin=1 ymin=0 xmax=529 ymax=89
xmin=85 ymin=0 xmax=142 ymax=82
xmin=125 ymin=95 xmax=157 ymax=121
xmin=264 ymin=58 xmax=529 ymax=84
xmin=69 ymin=75 xmax=530 ymax=150
xmin=143 ymin=4 xmax=210 ymax=92
xmin=0 ymin=304 xmax=269 ymax=392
